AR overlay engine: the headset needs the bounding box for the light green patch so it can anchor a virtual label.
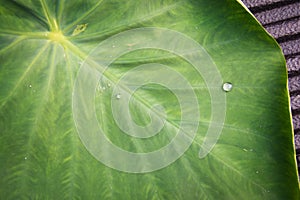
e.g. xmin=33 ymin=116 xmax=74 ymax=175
xmin=71 ymin=23 xmax=88 ymax=36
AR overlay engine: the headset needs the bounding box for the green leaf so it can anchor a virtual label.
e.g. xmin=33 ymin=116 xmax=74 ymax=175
xmin=0 ymin=0 xmax=299 ymax=199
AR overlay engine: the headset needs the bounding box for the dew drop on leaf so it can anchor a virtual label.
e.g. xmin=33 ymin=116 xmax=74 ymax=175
xmin=222 ymin=82 xmax=233 ymax=92
xmin=116 ymin=94 xmax=121 ymax=99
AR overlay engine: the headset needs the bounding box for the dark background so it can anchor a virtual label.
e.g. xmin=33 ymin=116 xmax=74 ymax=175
xmin=242 ymin=0 xmax=300 ymax=175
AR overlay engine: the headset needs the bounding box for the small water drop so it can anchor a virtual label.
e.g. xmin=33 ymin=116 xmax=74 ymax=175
xmin=116 ymin=94 xmax=121 ymax=99
xmin=29 ymin=84 xmax=32 ymax=88
xmin=249 ymin=149 xmax=253 ymax=152
xmin=107 ymin=83 xmax=111 ymax=88
xmin=24 ymin=157 xmax=27 ymax=160
xmin=112 ymin=45 xmax=116 ymax=48
xmin=243 ymin=148 xmax=248 ymax=152
xmin=222 ymin=82 xmax=233 ymax=92
xmin=256 ymin=171 xmax=259 ymax=174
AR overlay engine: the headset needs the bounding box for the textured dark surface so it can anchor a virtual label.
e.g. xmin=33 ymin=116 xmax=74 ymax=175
xmin=242 ymin=0 xmax=300 ymax=175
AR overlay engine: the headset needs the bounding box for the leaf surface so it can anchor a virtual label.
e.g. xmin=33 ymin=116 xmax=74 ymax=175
xmin=0 ymin=0 xmax=299 ymax=199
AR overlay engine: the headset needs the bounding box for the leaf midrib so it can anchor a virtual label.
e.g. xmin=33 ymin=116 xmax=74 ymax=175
xmin=62 ymin=38 xmax=185 ymax=135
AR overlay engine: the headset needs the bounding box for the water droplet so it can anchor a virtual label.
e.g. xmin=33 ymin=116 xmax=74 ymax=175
xmin=256 ymin=171 xmax=259 ymax=174
xmin=107 ymin=83 xmax=111 ymax=88
xmin=222 ymin=82 xmax=233 ymax=92
xmin=29 ymin=84 xmax=32 ymax=88
xmin=243 ymin=148 xmax=248 ymax=152
xmin=249 ymin=149 xmax=253 ymax=152
xmin=24 ymin=157 xmax=27 ymax=160
xmin=116 ymin=94 xmax=121 ymax=99
xmin=102 ymin=86 xmax=106 ymax=90
xmin=112 ymin=45 xmax=116 ymax=48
